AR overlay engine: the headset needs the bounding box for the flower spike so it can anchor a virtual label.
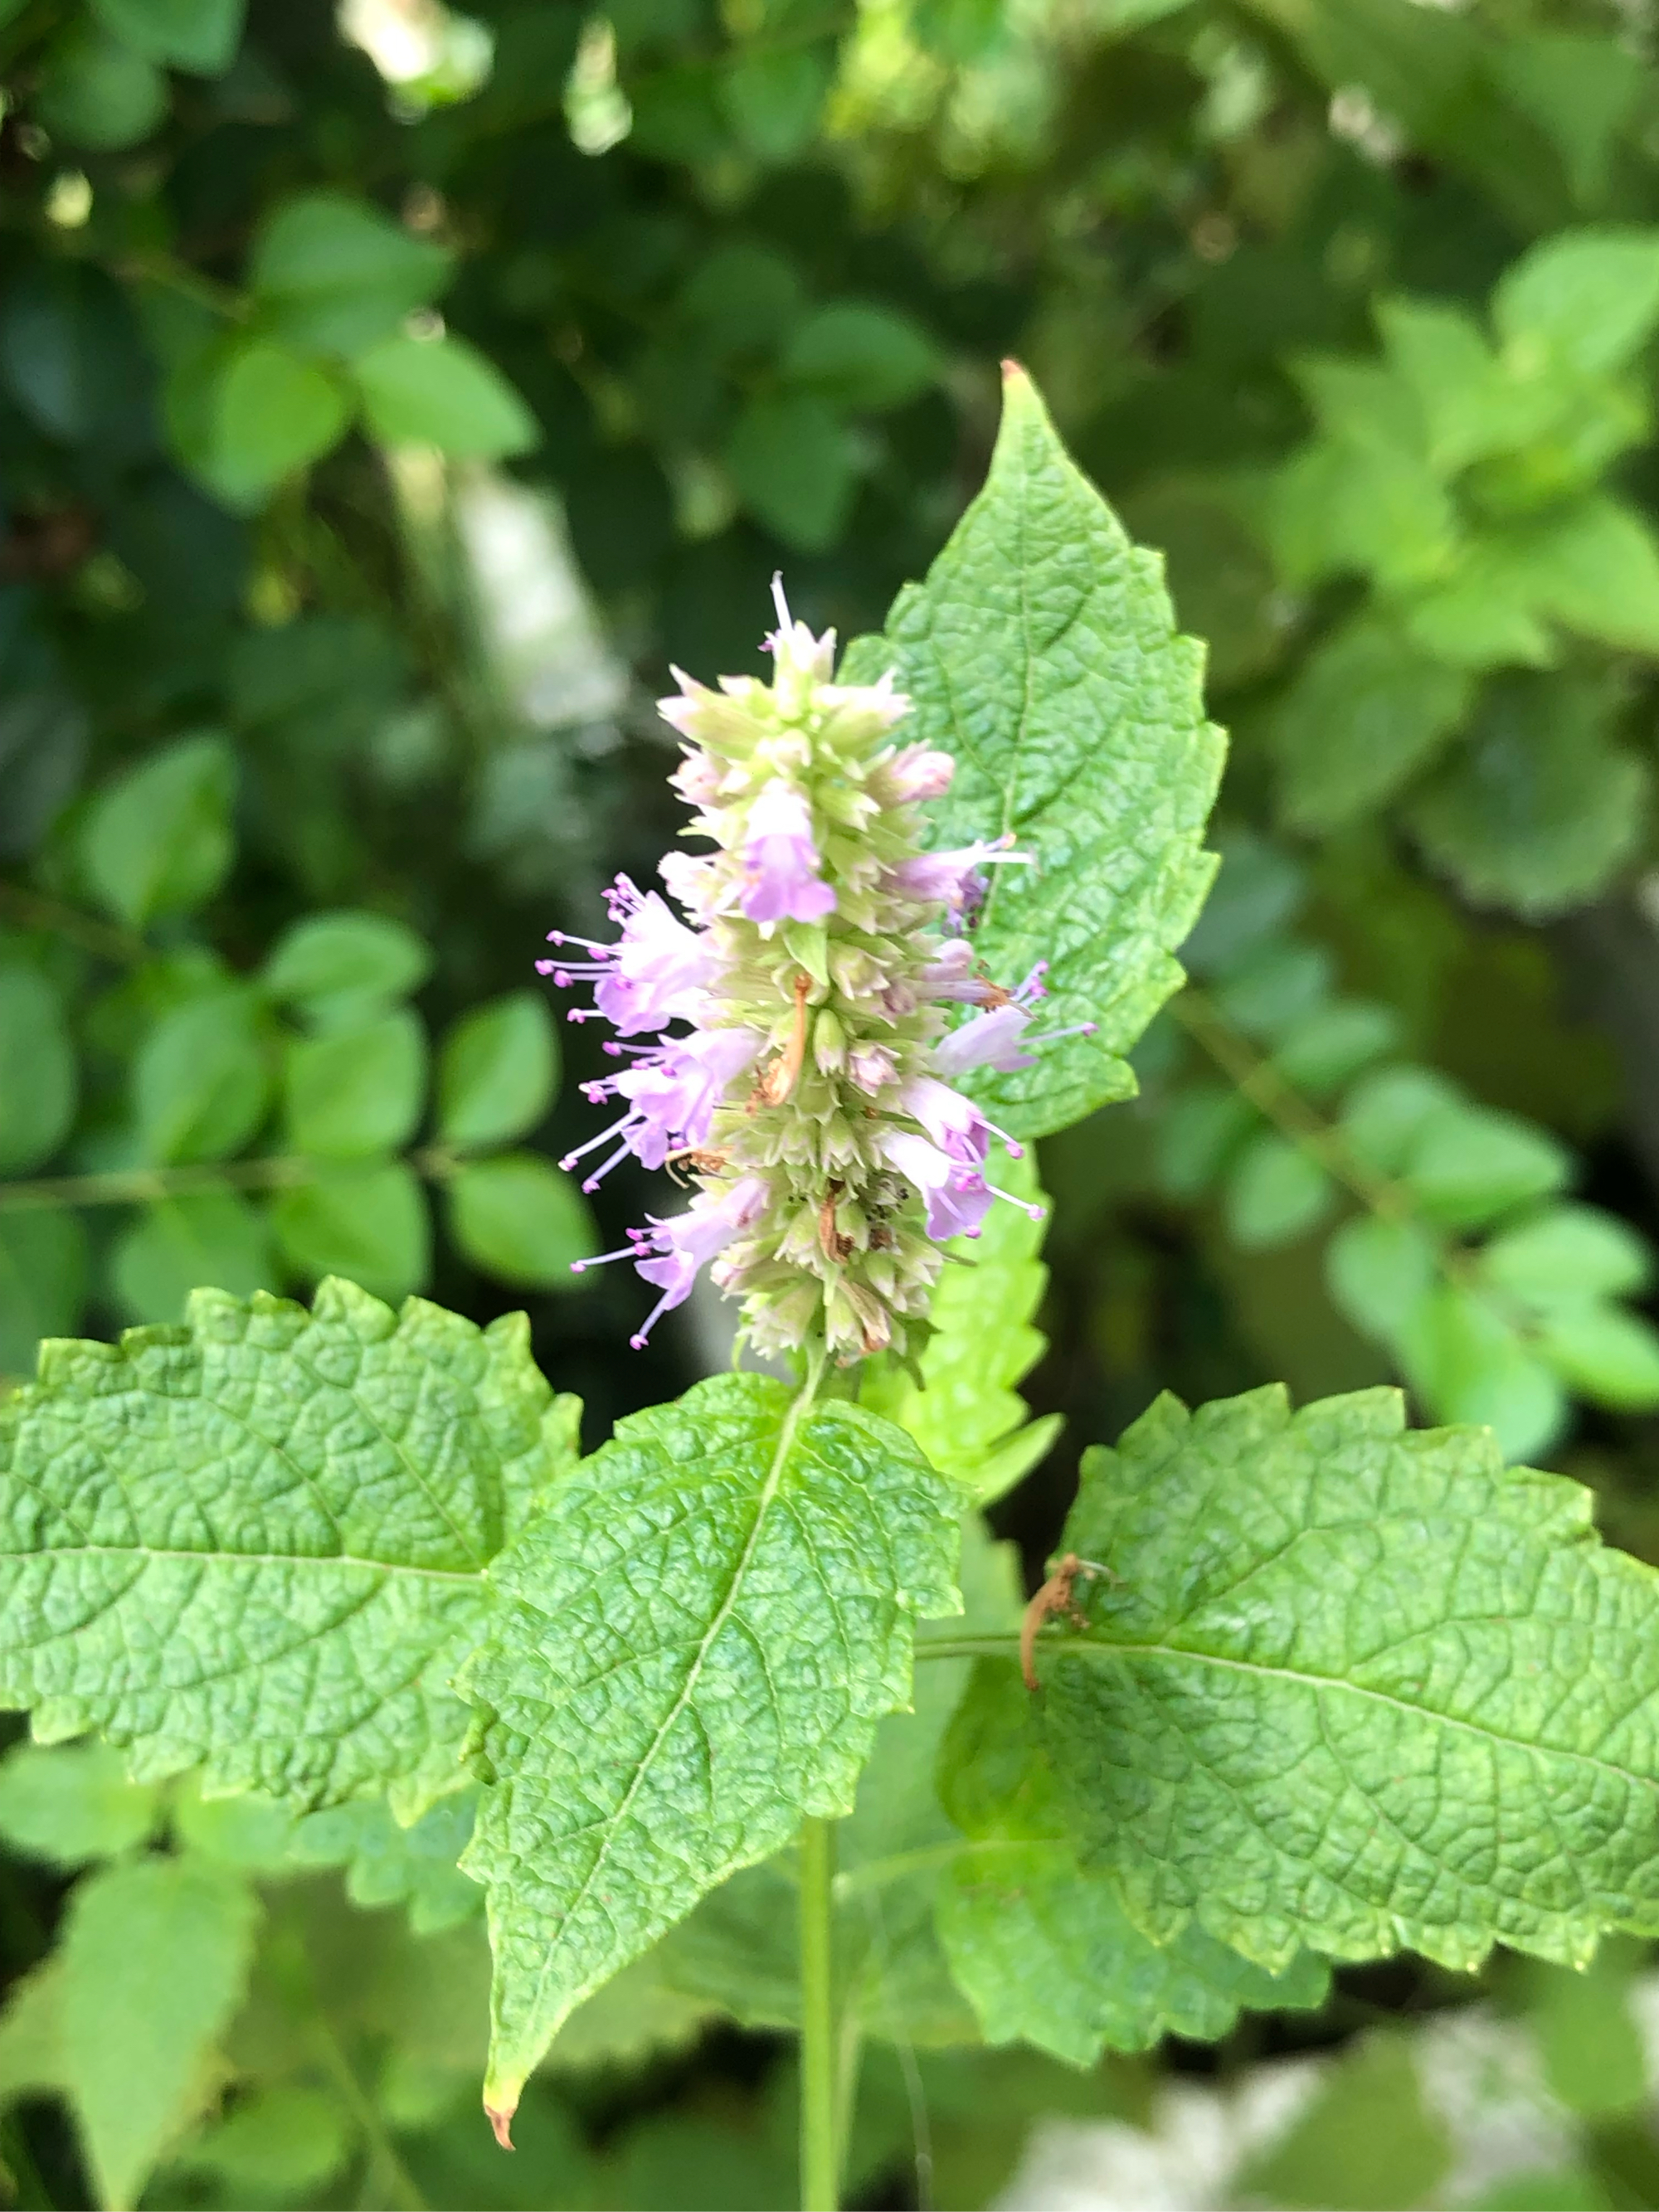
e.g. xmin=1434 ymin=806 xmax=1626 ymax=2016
xmin=542 ymin=582 xmax=1073 ymax=1360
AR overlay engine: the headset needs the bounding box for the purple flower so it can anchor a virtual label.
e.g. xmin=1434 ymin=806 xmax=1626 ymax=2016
xmin=740 ymin=783 xmax=836 ymax=926
xmin=538 ymin=876 xmax=720 ymax=1037
xmin=878 ymin=1129 xmax=995 ymax=1242
xmin=563 ymin=1027 xmax=761 ymax=1186
xmin=932 ymin=1003 xmax=1037 ymax=1075
xmin=848 ymin=1042 xmax=899 ymax=1095
xmin=886 ymin=839 xmax=1030 ymax=916
xmin=614 ymin=1028 xmax=761 ymax=1161
xmin=872 ymin=744 xmax=956 ymax=805
xmin=630 ymin=1175 xmax=770 ymax=1347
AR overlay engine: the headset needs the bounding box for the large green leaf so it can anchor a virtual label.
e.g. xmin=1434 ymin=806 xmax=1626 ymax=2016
xmin=1018 ymin=1383 xmax=1659 ymax=1972
xmin=0 ymin=1280 xmax=575 ymax=1814
xmin=458 ymin=1372 xmax=963 ymax=2132
xmin=844 ymin=366 xmax=1224 ymax=1139
xmin=863 ymin=1145 xmax=1059 ymax=1503
xmin=659 ymin=1514 xmax=1023 ymax=2049
xmin=934 ymin=1663 xmax=1328 ymax=2065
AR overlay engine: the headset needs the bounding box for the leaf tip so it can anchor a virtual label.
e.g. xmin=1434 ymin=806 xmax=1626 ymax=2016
xmin=485 ymin=2093 xmax=518 ymax=2151
xmin=1000 ymin=357 xmax=1028 ymax=386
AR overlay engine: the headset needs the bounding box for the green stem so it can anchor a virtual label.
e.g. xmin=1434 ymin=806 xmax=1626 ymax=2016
xmin=0 ymin=882 xmax=148 ymax=966
xmin=1173 ymin=989 xmax=1481 ymax=1291
xmin=798 ymin=1814 xmax=840 ymax=2212
xmin=0 ymin=1147 xmax=460 ymax=1213
xmin=312 ymin=2014 xmax=427 ymax=2212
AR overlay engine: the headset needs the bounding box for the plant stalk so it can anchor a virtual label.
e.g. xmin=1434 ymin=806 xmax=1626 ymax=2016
xmin=797 ymin=1814 xmax=840 ymax=2212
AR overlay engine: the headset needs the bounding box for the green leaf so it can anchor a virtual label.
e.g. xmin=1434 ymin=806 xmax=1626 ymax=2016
xmin=284 ymin=1009 xmax=426 ymax=1159
xmin=0 ymin=1962 xmax=65 ymax=2112
xmin=1154 ymin=1082 xmax=1254 ymax=1200
xmin=1269 ymin=615 xmax=1473 ymax=834
xmin=0 ymin=1280 xmax=575 ymax=1811
xmin=725 ymin=391 xmax=859 ymax=552
xmin=90 ymin=0 xmax=245 ymax=73
xmin=458 ymin=1372 xmax=963 ymax=2127
xmin=57 ymin=1854 xmax=260 ymax=2209
xmin=1338 ymin=1065 xmax=1462 ymax=1176
xmin=718 ymin=41 xmax=831 ymax=162
xmin=288 ymin=1790 xmax=484 ymax=1935
xmin=1491 ymin=35 xmax=1646 ymax=211
xmin=1272 ymin=1002 xmax=1401 ymax=1098
xmin=1029 ymin=1383 xmax=1659 ymax=1971
xmin=845 ymin=366 xmax=1224 ymax=1139
xmin=862 ymin=1145 xmax=1059 ymax=1504
xmin=194 ymin=338 xmax=352 ymax=507
xmin=0 ymin=1741 xmax=160 ymax=1868
xmin=270 ymin=1161 xmax=431 ymax=1303
xmin=134 ymin=990 xmax=271 ymax=1164
xmin=659 ymin=1514 xmax=1021 ymax=2049
xmin=446 ymin=1155 xmax=596 ymax=1289
xmin=1224 ymin=1131 xmax=1333 ymax=1250
xmin=1397 ymin=1097 xmax=1570 ymax=1231
xmin=1534 ymin=1303 xmax=1659 ymax=1411
xmin=1238 ymin=2031 xmax=1452 ymax=2212
xmin=0 ymin=1209 xmax=89 ymax=1379
xmin=263 ymin=909 xmax=432 ymax=1030
xmin=109 ymin=1191 xmax=274 ymax=1323
xmin=353 ymin=335 xmax=538 ymax=459
xmin=1528 ymin=1942 xmax=1648 ymax=2122
xmin=1481 ymin=1206 xmax=1651 ymax=1309
xmin=1267 ymin=432 xmax=1457 ymax=593
xmin=250 ymin=193 xmax=452 ymax=357
xmin=935 ymin=1664 xmax=1329 ymax=2065
xmin=1400 ymin=1283 xmax=1567 ymax=1460
xmin=1326 ymin=1214 xmax=1438 ymax=1344
xmin=0 ymin=965 xmax=75 ymax=1174
xmin=79 ymin=732 xmax=236 ymax=929
xmin=437 ymin=992 xmax=558 ymax=1152
xmin=171 ymin=2082 xmax=353 ymax=2201
xmin=1493 ymin=227 xmax=1659 ymax=381
xmin=1375 ymin=296 xmax=1562 ymax=475
xmin=779 ymin=302 xmax=940 ymax=411
xmin=1491 ymin=497 xmax=1659 ymax=655
xmin=1212 ymin=941 xmax=1332 ymax=1042
xmin=36 ymin=24 xmax=168 ymax=149
xmin=169 ymin=1771 xmax=300 ymax=1871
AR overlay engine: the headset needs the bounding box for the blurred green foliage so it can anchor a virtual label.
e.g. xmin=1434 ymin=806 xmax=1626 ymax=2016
xmin=7 ymin=0 xmax=1659 ymax=2202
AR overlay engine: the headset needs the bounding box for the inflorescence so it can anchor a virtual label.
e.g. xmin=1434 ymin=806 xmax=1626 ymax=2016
xmin=542 ymin=581 xmax=1091 ymax=1362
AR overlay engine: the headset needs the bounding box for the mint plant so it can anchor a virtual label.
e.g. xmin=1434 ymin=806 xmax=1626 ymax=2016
xmin=10 ymin=365 xmax=1659 ymax=2212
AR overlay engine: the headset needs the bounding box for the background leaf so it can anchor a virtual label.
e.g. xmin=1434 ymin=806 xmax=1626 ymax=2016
xmin=78 ymin=733 xmax=236 ymax=929
xmin=437 ymin=992 xmax=557 ymax=1152
xmin=57 ymin=1854 xmax=260 ymax=2209
xmin=0 ymin=965 xmax=75 ymax=1174
xmin=446 ymin=1155 xmax=595 ymax=1287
